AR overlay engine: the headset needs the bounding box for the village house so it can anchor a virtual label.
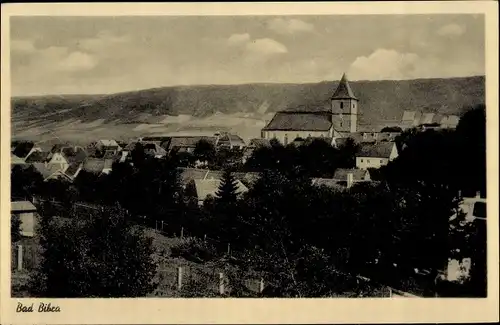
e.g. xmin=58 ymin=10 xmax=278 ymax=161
xmin=166 ymin=136 xmax=219 ymax=155
xmin=11 ymin=153 xmax=27 ymax=166
xmin=11 ymin=201 xmax=38 ymax=237
xmin=401 ymin=111 xmax=460 ymax=131
xmin=32 ymin=162 xmax=73 ymax=182
xmin=12 ymin=141 xmax=44 ymax=161
xmin=261 ymin=73 xmax=359 ymax=145
xmin=355 ymin=142 xmax=399 ymax=170
xmin=45 ymin=144 xmax=88 ymax=171
xmin=333 ymin=168 xmax=371 ymax=182
xmin=216 ymin=132 xmax=246 ymax=150
xmin=94 ymin=139 xmax=122 ymax=156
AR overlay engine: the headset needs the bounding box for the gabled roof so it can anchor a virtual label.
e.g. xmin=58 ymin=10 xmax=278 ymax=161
xmin=102 ymin=150 xmax=118 ymax=160
xmin=25 ymin=151 xmax=50 ymax=163
xmin=65 ymin=162 xmax=82 ymax=178
xmin=32 ymin=163 xmax=65 ymax=180
xmin=248 ymin=138 xmax=271 ymax=148
xmin=143 ymin=143 xmax=167 ymax=156
xmin=11 ymin=153 xmax=27 ymax=165
xmin=262 ymin=112 xmax=332 ymax=131
xmin=11 ymin=201 xmax=37 ymax=212
xmin=168 ymin=136 xmax=218 ymax=151
xmin=97 ymin=139 xmax=120 ymax=147
xmin=82 ymin=158 xmax=105 ymax=174
xmin=61 ymin=147 xmax=88 ymax=164
xmin=193 ymin=179 xmax=248 ymax=202
xmin=12 ymin=141 xmax=35 ymax=158
xmin=333 ymin=168 xmax=370 ymax=181
xmin=331 ymin=73 xmax=358 ymax=100
xmin=420 ymin=113 xmax=435 ymax=125
xmin=218 ymin=133 xmax=246 ymax=147
xmin=356 ymin=142 xmax=396 ymax=158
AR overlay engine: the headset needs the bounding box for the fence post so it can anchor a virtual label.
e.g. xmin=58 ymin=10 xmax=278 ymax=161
xmin=180 ymin=227 xmax=184 ymax=239
xmin=204 ymin=234 xmax=207 ymax=243
xmin=177 ymin=266 xmax=183 ymax=290
xmin=155 ymin=220 xmax=158 ymax=231
xmin=227 ymin=243 xmax=231 ymax=256
xmin=259 ymin=278 xmax=265 ymax=294
xmin=388 ymin=286 xmax=392 ymax=298
xmin=219 ymin=272 xmax=225 ymax=295
xmin=161 ymin=221 xmax=164 ymax=232
xmin=17 ymin=245 xmax=23 ymax=271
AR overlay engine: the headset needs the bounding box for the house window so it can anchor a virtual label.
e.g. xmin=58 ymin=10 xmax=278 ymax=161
xmin=367 ymin=159 xmax=370 ymax=163
xmin=340 ymin=102 xmax=344 ymax=109
xmin=273 ymin=133 xmax=276 ymax=138
xmin=284 ymin=134 xmax=288 ymax=145
xmin=380 ymin=159 xmax=384 ymax=163
xmin=360 ymin=159 xmax=363 ymax=162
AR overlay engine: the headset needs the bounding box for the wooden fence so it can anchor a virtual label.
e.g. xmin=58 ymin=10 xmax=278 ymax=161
xmin=11 ymin=244 xmax=39 ymax=271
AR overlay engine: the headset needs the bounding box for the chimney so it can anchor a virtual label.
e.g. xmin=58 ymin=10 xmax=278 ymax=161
xmin=475 ymin=191 xmax=481 ymax=199
xmin=347 ymin=172 xmax=354 ymax=189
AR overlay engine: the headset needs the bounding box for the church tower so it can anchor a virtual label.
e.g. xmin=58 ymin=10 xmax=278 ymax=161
xmin=331 ymin=73 xmax=358 ymax=135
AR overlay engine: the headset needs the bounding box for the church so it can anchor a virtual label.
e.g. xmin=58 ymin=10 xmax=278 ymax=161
xmin=261 ymin=73 xmax=359 ymax=145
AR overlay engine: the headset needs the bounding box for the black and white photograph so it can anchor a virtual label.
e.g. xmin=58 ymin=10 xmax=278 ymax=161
xmin=2 ymin=2 xmax=497 ymax=318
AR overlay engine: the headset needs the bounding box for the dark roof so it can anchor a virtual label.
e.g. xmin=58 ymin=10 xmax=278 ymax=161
xmin=25 ymin=151 xmax=49 ymax=163
xmin=32 ymin=163 xmax=65 ymax=179
xmin=333 ymin=168 xmax=370 ymax=181
xmin=61 ymin=147 xmax=88 ymax=164
xmin=102 ymin=150 xmax=118 ymax=160
xmin=11 ymin=153 xmax=26 ymax=165
xmin=331 ymin=74 xmax=358 ymax=100
xmin=143 ymin=143 xmax=167 ymax=156
xmin=13 ymin=141 xmax=35 ymax=158
xmin=356 ymin=142 xmax=396 ymax=158
xmin=249 ymin=138 xmax=271 ymax=148
xmin=65 ymin=163 xmax=81 ymax=178
xmin=218 ymin=133 xmax=246 ymax=147
xmin=82 ymin=158 xmax=105 ymax=174
xmin=262 ymin=112 xmax=332 ymax=131
xmin=168 ymin=136 xmax=218 ymax=151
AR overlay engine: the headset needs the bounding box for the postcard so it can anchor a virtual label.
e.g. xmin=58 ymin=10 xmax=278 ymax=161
xmin=1 ymin=2 xmax=498 ymax=324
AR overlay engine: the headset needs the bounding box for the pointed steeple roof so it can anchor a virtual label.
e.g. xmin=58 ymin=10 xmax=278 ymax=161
xmin=331 ymin=73 xmax=358 ymax=100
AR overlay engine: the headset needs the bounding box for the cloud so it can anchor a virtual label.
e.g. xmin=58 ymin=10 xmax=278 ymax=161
xmin=78 ymin=30 xmax=130 ymax=52
xmin=437 ymin=24 xmax=466 ymax=37
xmin=11 ymin=39 xmax=35 ymax=53
xmin=268 ymin=18 xmax=314 ymax=34
xmin=57 ymin=51 xmax=98 ymax=72
xmin=227 ymin=33 xmax=251 ymax=45
xmin=348 ymin=49 xmax=422 ymax=80
xmin=246 ymin=38 xmax=288 ymax=55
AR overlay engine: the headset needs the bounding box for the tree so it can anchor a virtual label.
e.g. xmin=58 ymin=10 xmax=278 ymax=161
xmin=31 ymin=204 xmax=158 ymax=297
xmin=193 ymin=139 xmax=216 ymax=166
xmin=216 ymin=169 xmax=239 ymax=203
xmin=11 ymin=165 xmax=44 ymax=200
xmin=381 ymin=126 xmax=403 ymax=132
xmin=131 ymin=142 xmax=146 ymax=168
xmin=11 ymin=214 xmax=22 ymax=243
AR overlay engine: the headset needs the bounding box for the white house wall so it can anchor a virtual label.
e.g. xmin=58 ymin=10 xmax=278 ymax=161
xmin=356 ymin=157 xmax=390 ymax=170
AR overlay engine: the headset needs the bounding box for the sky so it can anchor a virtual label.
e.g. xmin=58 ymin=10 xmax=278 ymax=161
xmin=10 ymin=14 xmax=485 ymax=96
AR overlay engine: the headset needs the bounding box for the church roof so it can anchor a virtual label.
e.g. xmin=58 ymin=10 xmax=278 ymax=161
xmin=262 ymin=112 xmax=332 ymax=131
xmin=331 ymin=73 xmax=358 ymax=100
